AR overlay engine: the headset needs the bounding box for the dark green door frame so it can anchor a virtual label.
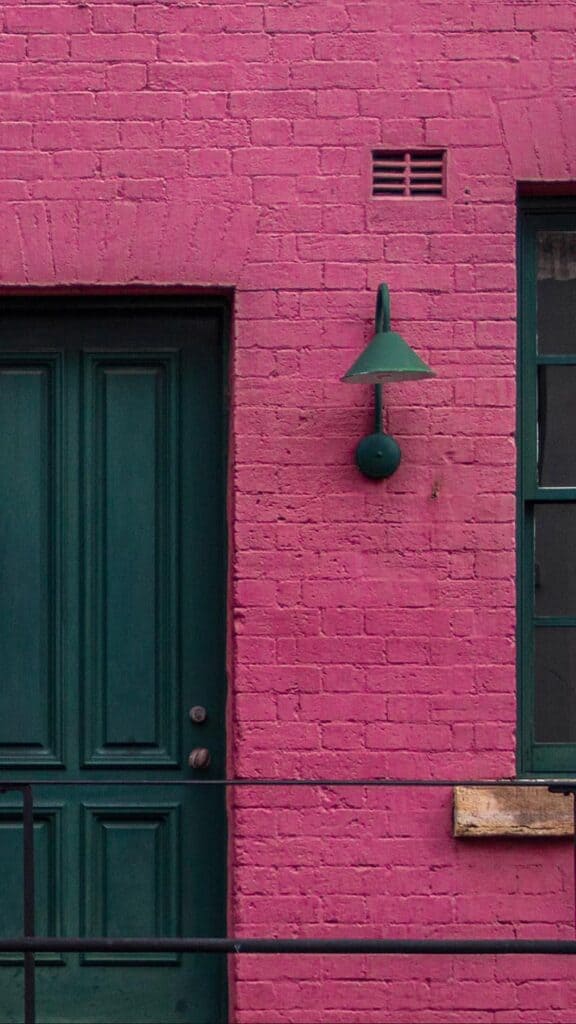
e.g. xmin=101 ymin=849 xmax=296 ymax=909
xmin=0 ymin=294 xmax=230 ymax=1023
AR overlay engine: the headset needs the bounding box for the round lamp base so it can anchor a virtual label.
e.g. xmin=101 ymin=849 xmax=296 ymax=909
xmin=355 ymin=432 xmax=401 ymax=480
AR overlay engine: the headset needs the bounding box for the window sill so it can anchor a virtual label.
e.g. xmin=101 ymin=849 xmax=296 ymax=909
xmin=453 ymin=785 xmax=573 ymax=838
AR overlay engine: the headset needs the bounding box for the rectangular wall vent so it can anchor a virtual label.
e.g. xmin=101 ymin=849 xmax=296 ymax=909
xmin=372 ymin=150 xmax=446 ymax=197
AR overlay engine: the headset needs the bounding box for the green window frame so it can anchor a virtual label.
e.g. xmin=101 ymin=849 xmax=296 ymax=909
xmin=518 ymin=198 xmax=576 ymax=775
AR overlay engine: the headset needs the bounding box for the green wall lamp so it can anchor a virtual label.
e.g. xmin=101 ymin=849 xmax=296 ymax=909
xmin=341 ymin=283 xmax=436 ymax=479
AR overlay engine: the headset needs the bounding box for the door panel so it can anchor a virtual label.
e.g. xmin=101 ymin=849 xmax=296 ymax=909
xmin=83 ymin=352 xmax=180 ymax=767
xmin=0 ymin=298 xmax=228 ymax=1024
xmin=0 ymin=357 xmax=62 ymax=765
xmin=82 ymin=801 xmax=180 ymax=964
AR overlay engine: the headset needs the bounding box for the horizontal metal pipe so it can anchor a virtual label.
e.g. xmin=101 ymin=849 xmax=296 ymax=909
xmin=0 ymin=779 xmax=572 ymax=788
xmin=3 ymin=938 xmax=576 ymax=955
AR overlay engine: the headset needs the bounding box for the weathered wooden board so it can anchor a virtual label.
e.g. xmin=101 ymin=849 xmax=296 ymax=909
xmin=454 ymin=786 xmax=574 ymax=838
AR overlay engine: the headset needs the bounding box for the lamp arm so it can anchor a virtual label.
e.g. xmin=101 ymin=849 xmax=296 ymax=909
xmin=375 ymin=283 xmax=391 ymax=334
xmin=373 ymin=284 xmax=389 ymax=435
xmin=374 ymin=382 xmax=383 ymax=434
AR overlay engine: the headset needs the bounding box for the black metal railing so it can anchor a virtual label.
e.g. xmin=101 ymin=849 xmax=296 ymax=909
xmin=4 ymin=777 xmax=576 ymax=1024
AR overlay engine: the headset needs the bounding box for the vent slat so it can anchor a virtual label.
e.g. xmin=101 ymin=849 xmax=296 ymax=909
xmin=373 ymin=168 xmax=405 ymax=174
xmin=410 ymin=153 xmax=444 ymax=161
xmin=372 ymin=149 xmax=446 ymax=198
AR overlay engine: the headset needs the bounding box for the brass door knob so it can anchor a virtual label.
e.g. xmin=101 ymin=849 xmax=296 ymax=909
xmin=188 ymin=747 xmax=211 ymax=770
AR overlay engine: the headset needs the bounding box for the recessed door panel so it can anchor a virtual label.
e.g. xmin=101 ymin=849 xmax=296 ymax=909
xmin=82 ymin=803 xmax=180 ymax=965
xmin=83 ymin=353 xmax=180 ymax=767
xmin=0 ymin=359 xmax=62 ymax=765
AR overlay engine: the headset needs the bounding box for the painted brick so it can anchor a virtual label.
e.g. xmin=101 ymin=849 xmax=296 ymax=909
xmin=34 ymin=121 xmax=120 ymax=149
xmin=316 ymin=89 xmax=359 ymax=117
xmin=230 ymin=91 xmax=315 ymax=117
xmin=105 ymin=63 xmax=147 ymax=91
xmin=0 ymin=35 xmax=27 ymax=60
xmin=70 ymin=34 xmax=157 ymax=61
xmin=2 ymin=2 xmax=576 ymax=1020
xmin=158 ymin=33 xmax=270 ymax=62
xmin=0 ymin=122 xmax=32 ymax=149
xmin=100 ymin=149 xmax=187 ymax=178
xmin=237 ymin=63 xmax=290 ymax=91
xmin=232 ymin=146 xmax=319 ymax=176
xmin=294 ymin=116 xmax=380 ymax=145
xmin=19 ymin=63 xmax=106 ymax=92
xmin=270 ymin=34 xmax=315 ymax=61
xmin=27 ymin=34 xmax=70 ymax=60
xmin=119 ymin=178 xmax=166 ymax=200
xmin=515 ymin=6 xmax=576 ymax=29
xmin=53 ymin=151 xmax=99 ymax=178
xmin=264 ymin=5 xmax=349 ymax=33
xmin=149 ymin=62 xmax=234 ymax=91
xmin=93 ymin=7 xmax=136 ymax=33
xmin=134 ymin=5 xmax=223 ymax=33
xmin=95 ymin=92 xmax=184 ymax=119
xmin=120 ymin=122 xmax=163 ymax=148
xmin=292 ymin=61 xmax=378 ymax=88
xmin=250 ymin=118 xmax=293 ymax=145
xmin=313 ymin=32 xmax=390 ymax=62
xmin=0 ymin=152 xmax=50 ymax=179
xmin=5 ymin=6 xmax=91 ymax=32
xmin=444 ymin=31 xmax=532 ymax=60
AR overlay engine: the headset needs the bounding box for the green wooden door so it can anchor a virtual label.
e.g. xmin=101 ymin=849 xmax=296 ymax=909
xmin=0 ymin=297 xmax=228 ymax=1024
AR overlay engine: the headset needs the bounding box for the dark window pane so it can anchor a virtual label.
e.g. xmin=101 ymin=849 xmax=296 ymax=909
xmin=538 ymin=365 xmax=576 ymax=486
xmin=535 ymin=628 xmax=576 ymax=743
xmin=535 ymin=505 xmax=576 ymax=616
xmin=538 ymin=232 xmax=576 ymax=354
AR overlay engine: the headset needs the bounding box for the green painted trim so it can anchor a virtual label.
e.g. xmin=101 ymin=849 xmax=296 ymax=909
xmin=517 ymin=203 xmax=576 ymax=776
xmin=518 ymin=197 xmax=576 ymax=215
xmin=534 ymin=617 xmax=576 ymax=627
xmin=219 ymin=302 xmax=230 ymax=1024
xmin=537 ymin=355 xmax=576 ymax=365
xmin=524 ymin=488 xmax=576 ymax=501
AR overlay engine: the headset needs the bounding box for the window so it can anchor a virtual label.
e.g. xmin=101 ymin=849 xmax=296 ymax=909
xmin=518 ymin=200 xmax=576 ymax=775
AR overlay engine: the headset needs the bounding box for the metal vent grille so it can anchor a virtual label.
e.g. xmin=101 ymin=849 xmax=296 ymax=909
xmin=372 ymin=150 xmax=445 ymax=197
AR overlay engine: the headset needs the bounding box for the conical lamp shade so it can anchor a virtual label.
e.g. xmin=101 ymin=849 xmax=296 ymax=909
xmin=341 ymin=329 xmax=436 ymax=384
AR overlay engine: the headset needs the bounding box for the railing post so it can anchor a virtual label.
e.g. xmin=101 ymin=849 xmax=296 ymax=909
xmin=22 ymin=784 xmax=36 ymax=1024
xmin=0 ymin=783 xmax=36 ymax=1024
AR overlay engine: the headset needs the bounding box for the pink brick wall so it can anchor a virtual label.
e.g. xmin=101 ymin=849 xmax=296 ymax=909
xmin=4 ymin=1 xmax=576 ymax=1019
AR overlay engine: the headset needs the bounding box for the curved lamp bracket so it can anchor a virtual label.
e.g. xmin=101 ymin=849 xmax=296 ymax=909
xmin=353 ymin=283 xmax=400 ymax=480
xmin=375 ymin=282 xmax=391 ymax=335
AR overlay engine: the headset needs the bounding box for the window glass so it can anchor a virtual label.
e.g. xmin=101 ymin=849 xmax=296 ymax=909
xmin=538 ymin=232 xmax=576 ymax=354
xmin=535 ymin=627 xmax=576 ymax=743
xmin=535 ymin=505 xmax=576 ymax=616
xmin=538 ymin=365 xmax=576 ymax=486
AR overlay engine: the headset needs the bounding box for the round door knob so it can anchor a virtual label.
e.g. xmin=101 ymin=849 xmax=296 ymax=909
xmin=189 ymin=705 xmax=207 ymax=724
xmin=188 ymin=747 xmax=211 ymax=770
